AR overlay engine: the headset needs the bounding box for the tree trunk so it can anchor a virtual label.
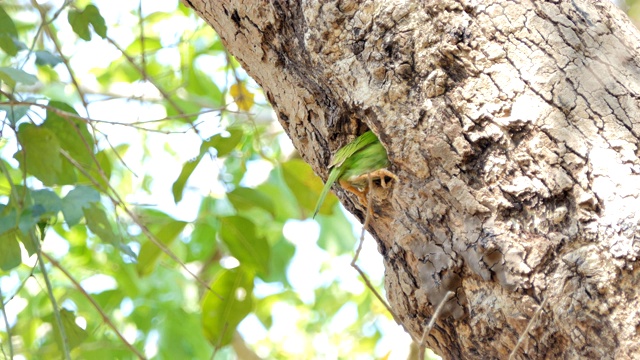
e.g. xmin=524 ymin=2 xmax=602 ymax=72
xmin=183 ymin=0 xmax=640 ymax=358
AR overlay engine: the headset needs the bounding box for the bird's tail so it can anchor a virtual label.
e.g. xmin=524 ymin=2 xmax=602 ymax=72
xmin=312 ymin=168 xmax=341 ymax=219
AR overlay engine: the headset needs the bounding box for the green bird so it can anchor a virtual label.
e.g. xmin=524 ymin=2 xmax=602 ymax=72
xmin=312 ymin=130 xmax=397 ymax=218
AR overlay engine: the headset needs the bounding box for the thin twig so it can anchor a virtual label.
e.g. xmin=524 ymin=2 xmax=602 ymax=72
xmin=0 ymin=287 xmax=14 ymax=359
xmin=0 ymin=265 xmax=36 ymax=307
xmin=30 ymin=231 xmax=71 ymax=360
xmin=509 ymin=296 xmax=548 ymax=360
xmin=419 ymin=291 xmax=454 ymax=360
xmin=0 ymin=101 xmax=219 ymax=133
xmin=98 ymin=132 xmax=139 ymax=177
xmin=105 ymin=36 xmax=202 ymax=136
xmin=42 ymin=253 xmax=147 ymax=359
xmin=138 ymin=0 xmax=146 ymax=83
xmin=67 ymin=86 xmax=235 ymax=111
xmin=20 ymin=0 xmax=72 ymax=69
xmin=350 ymin=175 xmax=402 ymax=326
xmin=32 ymin=0 xmax=90 ymax=114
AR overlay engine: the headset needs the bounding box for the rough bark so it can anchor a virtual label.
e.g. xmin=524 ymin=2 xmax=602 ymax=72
xmin=183 ymin=0 xmax=640 ymax=358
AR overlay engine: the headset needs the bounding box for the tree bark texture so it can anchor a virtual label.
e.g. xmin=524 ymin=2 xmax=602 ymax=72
xmin=183 ymin=0 xmax=640 ymax=358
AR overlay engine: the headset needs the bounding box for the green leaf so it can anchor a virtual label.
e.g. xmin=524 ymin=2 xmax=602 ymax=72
xmin=35 ymin=50 xmax=63 ymax=67
xmin=157 ymin=308 xmax=212 ymax=359
xmin=0 ymin=161 xmax=22 ymax=197
xmin=201 ymin=267 xmax=254 ymax=347
xmin=219 ymin=216 xmax=270 ymax=273
xmin=15 ymin=228 xmax=36 ymax=256
xmin=172 ymin=156 xmax=202 ymax=204
xmin=68 ymin=5 xmax=107 ymax=41
xmin=0 ymin=67 xmax=37 ymax=88
xmin=0 ymin=205 xmax=16 ymax=236
xmin=0 ymin=230 xmax=21 ymax=271
xmin=316 ymin=205 xmax=356 ymax=254
xmin=31 ymin=189 xmax=62 ymax=218
xmin=255 ymin=169 xmax=299 ymax=221
xmin=95 ymin=57 xmax=138 ymax=85
xmin=178 ymin=2 xmax=192 ymax=16
xmin=41 ymin=101 xmax=95 ymax=169
xmin=186 ymin=66 xmax=224 ymax=107
xmin=49 ymin=308 xmax=88 ymax=351
xmin=0 ymin=5 xmax=18 ymax=56
xmin=84 ymin=203 xmax=134 ymax=257
xmin=261 ymin=235 xmax=294 ymax=284
xmin=61 ymin=186 xmax=100 ymax=226
xmin=145 ymin=11 xmax=173 ymax=24
xmin=85 ymin=5 xmax=107 ymax=38
xmin=282 ymin=159 xmax=336 ymax=216
xmin=172 ymin=129 xmax=243 ymax=203
xmin=136 ymin=211 xmax=187 ymax=276
xmin=163 ymin=97 xmax=200 ymax=122
xmin=198 ymin=195 xmax=235 ymax=218
xmin=57 ymin=152 xmax=80 ymax=185
xmin=187 ymin=222 xmax=217 ymax=262
xmin=15 ymin=123 xmax=62 ymax=186
xmin=227 ymin=187 xmax=275 ymax=216
xmin=4 ymin=198 xmax=39 ymax=256
xmin=254 ymin=291 xmax=300 ymax=329
xmin=0 ymin=103 xmax=29 ymax=125
xmin=125 ymin=37 xmax=162 ymax=56
xmin=77 ymin=148 xmax=113 ymax=191
xmin=205 ymin=128 xmax=243 ymax=157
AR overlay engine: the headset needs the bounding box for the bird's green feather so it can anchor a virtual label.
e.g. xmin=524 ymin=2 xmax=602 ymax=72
xmin=328 ymin=130 xmax=378 ymax=168
xmin=312 ymin=130 xmax=389 ymax=218
xmin=340 ymin=140 xmax=389 ymax=183
xmin=312 ymin=163 xmax=343 ymax=219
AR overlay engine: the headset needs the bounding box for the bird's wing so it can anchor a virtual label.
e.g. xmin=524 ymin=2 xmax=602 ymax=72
xmin=328 ymin=130 xmax=378 ymax=168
